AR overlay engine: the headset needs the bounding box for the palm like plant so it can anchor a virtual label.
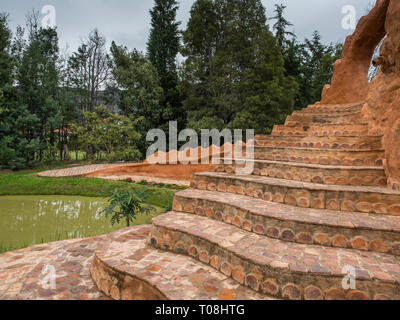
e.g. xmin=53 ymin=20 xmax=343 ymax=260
xmin=102 ymin=188 xmax=156 ymax=227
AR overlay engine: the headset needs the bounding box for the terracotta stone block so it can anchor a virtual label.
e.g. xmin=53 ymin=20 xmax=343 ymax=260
xmin=195 ymin=207 xmax=204 ymax=216
xmin=373 ymin=203 xmax=388 ymax=214
xmin=349 ymin=177 xmax=363 ymax=185
xmin=199 ymin=251 xmax=210 ymax=264
xmin=253 ymin=224 xmax=265 ymax=235
xmin=346 ymin=290 xmax=370 ymax=300
xmin=284 ymin=195 xmax=297 ymax=206
xmin=327 ymin=199 xmax=340 ymax=210
xmin=297 ymin=232 xmax=313 ymax=244
xmin=184 ymin=203 xmax=194 ymax=213
xmin=281 ymin=229 xmax=295 ymax=242
xmin=217 ymin=184 xmax=227 ymax=192
xmin=242 ymin=220 xmax=252 ymax=232
xmin=215 ymin=211 xmax=223 ymax=221
xmin=207 ymin=183 xmax=217 ymax=191
xmin=282 ymin=283 xmax=302 ymax=300
xmin=245 ymin=274 xmax=259 ymax=291
xmin=188 ymin=246 xmax=198 ymax=258
xmin=311 ymin=198 xmax=325 ymax=209
xmin=273 ymin=193 xmax=284 ymax=203
xmin=232 ymin=268 xmax=245 ymax=284
xmin=233 ymin=216 xmax=242 ymax=228
xmin=224 ymin=214 xmax=232 ymax=224
xmin=331 ymin=235 xmax=347 ymax=247
xmin=324 ymin=176 xmax=336 ymax=185
xmin=173 ymin=201 xmax=183 ymax=211
xmin=297 ymin=197 xmax=310 ymax=208
xmin=389 ymin=204 xmax=400 ymax=215
xmin=266 ymin=227 xmax=280 ymax=239
xmin=304 ymin=286 xmax=324 ymax=300
xmin=210 ymin=256 xmax=220 ymax=269
xmin=326 ymin=288 xmax=346 ymax=300
xmin=205 ymin=208 xmax=214 ymax=217
xmin=369 ymin=239 xmax=388 ymax=253
xmin=263 ymin=192 xmax=273 ymax=201
xmin=392 ymin=242 xmax=400 ymax=255
xmin=356 ymin=202 xmax=372 ymax=213
xmin=351 ymin=237 xmax=368 ymax=250
xmin=336 ymin=177 xmax=348 ymax=185
xmin=262 ymin=278 xmax=279 ymax=296
xmin=314 ymin=233 xmax=330 ymax=245
xmin=221 ymin=262 xmax=232 ymax=276
xmin=228 ymin=185 xmax=237 ymax=193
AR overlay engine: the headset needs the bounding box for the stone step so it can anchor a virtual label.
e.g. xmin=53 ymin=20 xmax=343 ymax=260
xmin=254 ymin=135 xmax=382 ymax=150
xmin=272 ymin=124 xmax=370 ymax=137
xmin=150 ymin=212 xmax=400 ymax=300
xmin=89 ymin=226 xmax=272 ymax=300
xmin=173 ymin=189 xmax=400 ymax=255
xmin=212 ymin=159 xmax=386 ymax=186
xmin=305 ymin=102 xmax=364 ymax=113
xmin=285 ymin=112 xmax=365 ymax=126
xmin=253 ymin=146 xmax=384 ymax=167
xmin=191 ymin=172 xmax=400 ymax=215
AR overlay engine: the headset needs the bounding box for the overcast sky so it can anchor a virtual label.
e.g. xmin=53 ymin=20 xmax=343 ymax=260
xmin=2 ymin=0 xmax=374 ymax=54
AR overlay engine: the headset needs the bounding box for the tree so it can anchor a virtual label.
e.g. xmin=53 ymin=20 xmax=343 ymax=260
xmin=71 ymin=105 xmax=142 ymax=161
xmin=68 ymin=29 xmax=111 ymax=114
xmin=180 ymin=0 xmax=297 ymax=134
xmin=270 ymin=4 xmax=295 ymax=48
xmin=110 ymin=42 xmax=163 ymax=154
xmin=147 ymin=0 xmax=183 ymax=128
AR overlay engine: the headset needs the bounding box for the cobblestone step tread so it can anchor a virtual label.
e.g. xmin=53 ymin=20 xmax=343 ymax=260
xmin=195 ymin=172 xmax=400 ymax=196
xmin=90 ymin=226 xmax=273 ymax=300
xmin=175 ymin=189 xmax=400 ymax=233
xmin=224 ymin=159 xmax=384 ymax=171
xmin=152 ymin=212 xmax=400 ymax=285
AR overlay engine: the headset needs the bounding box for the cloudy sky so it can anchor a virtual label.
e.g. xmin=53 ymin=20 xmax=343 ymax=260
xmin=2 ymin=0 xmax=374 ymax=54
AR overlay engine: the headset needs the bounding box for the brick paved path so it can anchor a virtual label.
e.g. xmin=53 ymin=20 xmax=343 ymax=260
xmin=38 ymin=163 xmax=127 ymax=178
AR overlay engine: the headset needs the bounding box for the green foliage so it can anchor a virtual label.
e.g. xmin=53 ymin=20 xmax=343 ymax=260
xmin=269 ymin=5 xmax=343 ymax=109
xmin=102 ymin=188 xmax=156 ymax=227
xmin=147 ymin=0 xmax=183 ymax=129
xmin=71 ymin=105 xmax=142 ymax=161
xmin=181 ymin=0 xmax=297 ymax=134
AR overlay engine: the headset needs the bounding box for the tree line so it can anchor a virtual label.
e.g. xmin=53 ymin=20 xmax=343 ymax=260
xmin=0 ymin=1 xmax=342 ymax=169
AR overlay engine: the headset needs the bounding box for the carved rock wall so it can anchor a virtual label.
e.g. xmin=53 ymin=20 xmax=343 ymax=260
xmin=362 ymin=0 xmax=400 ymax=190
xmin=320 ymin=0 xmax=389 ymax=104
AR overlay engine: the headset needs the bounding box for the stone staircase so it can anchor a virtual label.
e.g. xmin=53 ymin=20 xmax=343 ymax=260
xmin=91 ymin=102 xmax=400 ymax=300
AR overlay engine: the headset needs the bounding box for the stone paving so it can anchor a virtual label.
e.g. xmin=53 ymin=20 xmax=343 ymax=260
xmin=38 ymin=163 xmax=128 ymax=178
xmin=0 ymin=227 xmax=151 ymax=300
xmin=91 ymin=227 xmax=274 ymax=300
xmin=150 ymin=212 xmax=400 ymax=300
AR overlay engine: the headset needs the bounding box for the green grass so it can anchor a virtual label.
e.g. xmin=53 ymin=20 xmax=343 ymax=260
xmin=0 ymin=165 xmax=186 ymax=253
xmin=0 ymin=168 xmax=185 ymax=208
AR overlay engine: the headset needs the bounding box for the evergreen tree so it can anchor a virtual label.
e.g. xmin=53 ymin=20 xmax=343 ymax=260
xmin=147 ymin=0 xmax=183 ymax=128
xmin=271 ymin=4 xmax=295 ymax=48
xmin=181 ymin=0 xmax=297 ymax=134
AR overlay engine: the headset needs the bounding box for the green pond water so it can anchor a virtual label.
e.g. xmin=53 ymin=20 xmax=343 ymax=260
xmin=0 ymin=195 xmax=160 ymax=251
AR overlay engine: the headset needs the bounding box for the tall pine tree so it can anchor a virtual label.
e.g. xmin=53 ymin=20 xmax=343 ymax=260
xmin=147 ymin=0 xmax=183 ymax=129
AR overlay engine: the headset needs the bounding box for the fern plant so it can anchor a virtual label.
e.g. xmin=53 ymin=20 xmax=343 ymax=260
xmin=102 ymin=188 xmax=156 ymax=227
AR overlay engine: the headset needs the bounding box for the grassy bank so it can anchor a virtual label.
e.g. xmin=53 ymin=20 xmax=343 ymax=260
xmin=0 ymin=165 xmax=185 ymax=253
xmin=0 ymin=168 xmax=185 ymax=208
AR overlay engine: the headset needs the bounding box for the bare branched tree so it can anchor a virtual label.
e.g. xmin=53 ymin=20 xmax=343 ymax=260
xmin=68 ymin=29 xmax=111 ymax=113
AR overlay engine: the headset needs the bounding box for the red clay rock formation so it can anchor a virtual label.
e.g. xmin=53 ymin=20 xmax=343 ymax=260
xmin=362 ymin=0 xmax=400 ymax=190
xmin=320 ymin=0 xmax=389 ymax=104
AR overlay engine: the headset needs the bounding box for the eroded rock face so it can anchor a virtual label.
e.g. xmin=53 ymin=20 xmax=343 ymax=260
xmin=320 ymin=0 xmax=389 ymax=104
xmin=362 ymin=0 xmax=400 ymax=190
xmin=318 ymin=0 xmax=400 ymax=190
